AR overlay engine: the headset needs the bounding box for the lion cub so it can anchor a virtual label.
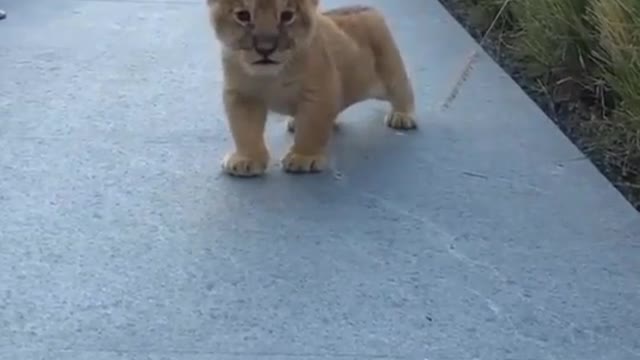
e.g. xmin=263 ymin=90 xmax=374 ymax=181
xmin=208 ymin=0 xmax=417 ymax=176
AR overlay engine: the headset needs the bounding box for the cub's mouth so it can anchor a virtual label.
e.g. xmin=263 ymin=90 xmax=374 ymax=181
xmin=253 ymin=58 xmax=279 ymax=65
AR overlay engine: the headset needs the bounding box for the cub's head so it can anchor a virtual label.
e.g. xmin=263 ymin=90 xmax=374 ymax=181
xmin=208 ymin=0 xmax=318 ymax=76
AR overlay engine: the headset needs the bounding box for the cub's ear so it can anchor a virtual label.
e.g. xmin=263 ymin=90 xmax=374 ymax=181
xmin=207 ymin=0 xmax=216 ymax=6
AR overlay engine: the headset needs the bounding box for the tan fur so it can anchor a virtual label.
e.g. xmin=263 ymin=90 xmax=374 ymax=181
xmin=208 ymin=0 xmax=417 ymax=176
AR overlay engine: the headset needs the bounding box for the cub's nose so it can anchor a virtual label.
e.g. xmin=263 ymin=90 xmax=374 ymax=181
xmin=252 ymin=34 xmax=279 ymax=57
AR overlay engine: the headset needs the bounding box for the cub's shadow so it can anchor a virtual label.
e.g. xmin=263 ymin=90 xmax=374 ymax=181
xmin=220 ymin=102 xmax=436 ymax=193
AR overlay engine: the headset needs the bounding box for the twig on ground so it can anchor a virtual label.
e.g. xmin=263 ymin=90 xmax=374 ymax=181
xmin=439 ymin=0 xmax=513 ymax=110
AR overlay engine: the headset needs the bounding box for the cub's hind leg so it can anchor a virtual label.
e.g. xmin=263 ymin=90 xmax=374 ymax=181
xmin=370 ymin=17 xmax=417 ymax=130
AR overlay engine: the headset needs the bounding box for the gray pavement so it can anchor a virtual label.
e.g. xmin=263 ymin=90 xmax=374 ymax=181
xmin=1 ymin=0 xmax=640 ymax=359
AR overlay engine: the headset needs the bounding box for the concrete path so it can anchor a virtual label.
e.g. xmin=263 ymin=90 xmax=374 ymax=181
xmin=1 ymin=0 xmax=640 ymax=359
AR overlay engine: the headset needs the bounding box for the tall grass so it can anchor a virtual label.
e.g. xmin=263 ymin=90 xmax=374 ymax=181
xmin=591 ymin=0 xmax=640 ymax=119
xmin=510 ymin=0 xmax=592 ymax=71
xmin=588 ymin=0 xmax=640 ymax=183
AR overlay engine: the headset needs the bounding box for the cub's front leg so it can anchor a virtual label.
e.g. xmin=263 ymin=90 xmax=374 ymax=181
xmin=281 ymin=98 xmax=337 ymax=174
xmin=221 ymin=89 xmax=269 ymax=177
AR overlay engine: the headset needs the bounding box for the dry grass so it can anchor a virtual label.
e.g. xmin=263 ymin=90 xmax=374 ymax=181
xmin=440 ymin=0 xmax=640 ymax=209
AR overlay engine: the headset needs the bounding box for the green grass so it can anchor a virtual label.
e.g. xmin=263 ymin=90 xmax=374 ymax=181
xmin=446 ymin=0 xmax=640 ymax=208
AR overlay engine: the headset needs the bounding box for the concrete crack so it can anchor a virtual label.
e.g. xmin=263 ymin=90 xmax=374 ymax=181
xmin=354 ymin=190 xmax=640 ymax=359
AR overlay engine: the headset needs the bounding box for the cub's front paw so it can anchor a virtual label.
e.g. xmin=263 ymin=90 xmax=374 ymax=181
xmin=281 ymin=151 xmax=327 ymax=174
xmin=385 ymin=111 xmax=417 ymax=130
xmin=222 ymin=152 xmax=268 ymax=177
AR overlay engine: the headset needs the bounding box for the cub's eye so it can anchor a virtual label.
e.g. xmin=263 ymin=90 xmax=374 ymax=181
xmin=234 ymin=10 xmax=252 ymax=24
xmin=280 ymin=10 xmax=295 ymax=24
